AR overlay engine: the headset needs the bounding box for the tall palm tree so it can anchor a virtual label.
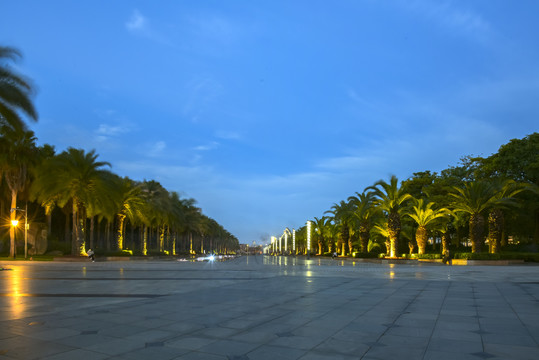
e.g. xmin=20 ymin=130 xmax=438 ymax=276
xmin=0 ymin=46 xmax=38 ymax=132
xmin=487 ymin=180 xmax=529 ymax=253
xmin=139 ymin=180 xmax=169 ymax=254
xmin=31 ymin=148 xmax=113 ymax=255
xmin=312 ymin=216 xmax=330 ymax=255
xmin=325 ymin=200 xmax=355 ymax=255
xmin=112 ymin=176 xmax=145 ymax=251
xmin=405 ymin=198 xmax=451 ymax=254
xmin=348 ymin=191 xmax=377 ymax=253
xmin=367 ymin=175 xmax=412 ymax=257
xmin=449 ymin=181 xmax=498 ymax=253
xmin=0 ymin=128 xmax=37 ymax=257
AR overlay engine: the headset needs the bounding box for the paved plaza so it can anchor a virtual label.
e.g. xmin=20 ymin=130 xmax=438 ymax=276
xmin=0 ymin=255 xmax=538 ymax=360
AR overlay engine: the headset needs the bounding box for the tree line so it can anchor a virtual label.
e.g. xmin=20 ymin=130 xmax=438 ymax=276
xmin=1 ymin=45 xmax=239 ymax=258
xmin=282 ymin=133 xmax=539 ymax=257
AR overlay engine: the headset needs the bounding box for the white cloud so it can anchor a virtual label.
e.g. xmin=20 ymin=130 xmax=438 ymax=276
xmin=402 ymin=0 xmax=491 ymax=41
xmin=193 ymin=141 xmax=219 ymax=151
xmin=147 ymin=141 xmax=166 ymax=157
xmin=125 ymin=9 xmax=172 ymax=45
xmin=126 ymin=9 xmax=147 ymax=32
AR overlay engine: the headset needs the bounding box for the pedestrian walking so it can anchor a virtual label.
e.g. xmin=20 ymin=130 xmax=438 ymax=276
xmin=87 ymin=249 xmax=95 ymax=262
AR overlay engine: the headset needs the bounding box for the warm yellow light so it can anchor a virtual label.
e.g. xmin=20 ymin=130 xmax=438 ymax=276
xmin=306 ymin=221 xmax=311 ymax=251
xmin=11 ymin=219 xmax=19 ymax=227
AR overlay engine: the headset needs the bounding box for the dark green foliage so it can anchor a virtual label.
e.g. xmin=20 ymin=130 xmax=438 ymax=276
xmin=353 ymin=252 xmax=379 ymax=258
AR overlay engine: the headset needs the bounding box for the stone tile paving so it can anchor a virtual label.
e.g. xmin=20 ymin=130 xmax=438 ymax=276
xmin=0 ymin=256 xmax=538 ymax=359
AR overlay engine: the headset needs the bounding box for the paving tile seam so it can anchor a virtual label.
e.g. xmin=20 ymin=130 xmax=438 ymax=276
xmin=361 ymin=280 xmax=434 ymax=360
xmin=494 ymin=282 xmax=539 ymax=348
xmin=420 ymin=280 xmax=451 ymax=360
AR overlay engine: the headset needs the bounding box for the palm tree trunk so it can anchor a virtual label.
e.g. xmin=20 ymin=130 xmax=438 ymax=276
xmin=72 ymin=202 xmax=78 ymax=255
xmin=142 ymin=225 xmax=148 ymax=255
xmin=388 ymin=212 xmax=401 ymax=258
xmin=117 ymin=214 xmax=126 ymax=250
xmin=488 ymin=208 xmax=503 ymax=254
xmin=89 ymin=216 xmax=95 ymax=249
xmin=416 ymin=226 xmax=428 ymax=254
xmin=470 ymin=213 xmax=485 ymax=253
xmin=441 ymin=232 xmax=450 ymax=255
xmin=359 ymin=223 xmax=369 ymax=253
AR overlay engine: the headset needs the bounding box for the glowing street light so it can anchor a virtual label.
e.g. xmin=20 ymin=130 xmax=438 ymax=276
xmin=10 ymin=205 xmax=29 ymax=260
xmin=306 ymin=220 xmax=312 ymax=259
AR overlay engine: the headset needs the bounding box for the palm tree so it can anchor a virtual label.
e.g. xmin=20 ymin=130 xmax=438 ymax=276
xmin=325 ymin=200 xmax=355 ymax=255
xmin=0 ymin=46 xmax=38 ymax=132
xmin=371 ymin=220 xmax=390 ymax=254
xmin=449 ymin=181 xmax=498 ymax=253
xmin=367 ymin=175 xmax=412 ymax=257
xmin=406 ymin=198 xmax=451 ymax=254
xmin=312 ymin=216 xmax=330 ymax=255
xmin=487 ymin=180 xmax=530 ymax=253
xmin=348 ymin=191 xmax=376 ymax=253
xmin=0 ymin=128 xmax=37 ymax=258
xmin=112 ymin=176 xmax=146 ymax=251
xmin=139 ymin=180 xmax=169 ymax=254
xmin=31 ymin=148 xmax=113 ymax=255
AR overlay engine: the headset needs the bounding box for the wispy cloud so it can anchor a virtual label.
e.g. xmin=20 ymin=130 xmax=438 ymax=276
xmin=126 ymin=9 xmax=147 ymax=32
xmin=189 ymin=13 xmax=240 ymax=49
xmin=125 ymin=9 xmax=171 ymax=45
xmin=402 ymin=0 xmax=491 ymax=41
xmin=147 ymin=141 xmax=166 ymax=157
xmin=182 ymin=76 xmax=224 ymax=123
xmin=193 ymin=141 xmax=219 ymax=151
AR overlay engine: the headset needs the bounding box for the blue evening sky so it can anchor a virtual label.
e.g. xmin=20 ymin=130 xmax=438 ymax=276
xmin=2 ymin=1 xmax=538 ymax=245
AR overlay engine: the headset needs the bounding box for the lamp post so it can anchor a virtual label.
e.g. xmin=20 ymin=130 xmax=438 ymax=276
xmin=306 ymin=220 xmax=311 ymax=259
xmin=293 ymin=229 xmax=296 ymax=255
xmin=10 ymin=205 xmax=28 ymax=260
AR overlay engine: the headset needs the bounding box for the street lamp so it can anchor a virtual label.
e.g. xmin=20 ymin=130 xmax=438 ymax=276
xmin=10 ymin=205 xmax=28 ymax=260
xmin=306 ymin=220 xmax=311 ymax=259
xmin=293 ymin=229 xmax=296 ymax=255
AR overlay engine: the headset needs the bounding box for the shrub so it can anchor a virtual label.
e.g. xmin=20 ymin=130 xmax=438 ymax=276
xmin=353 ymin=252 xmax=379 ymax=259
xmin=417 ymin=254 xmax=441 ymax=260
xmin=104 ymin=250 xmax=133 ymax=257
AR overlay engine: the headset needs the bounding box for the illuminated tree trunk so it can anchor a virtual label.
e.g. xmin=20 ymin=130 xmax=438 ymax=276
xmin=470 ymin=213 xmax=485 ymax=253
xmin=341 ymin=225 xmax=349 ymax=255
xmin=359 ymin=223 xmax=369 ymax=253
xmin=159 ymin=225 xmax=165 ymax=252
xmin=116 ymin=214 xmax=126 ymax=250
xmin=416 ymin=226 xmax=428 ymax=255
xmin=441 ymin=232 xmax=450 ymax=255
xmin=142 ymin=225 xmax=148 ymax=255
xmin=488 ymin=208 xmax=503 ymax=253
xmin=388 ymin=212 xmax=401 ymax=258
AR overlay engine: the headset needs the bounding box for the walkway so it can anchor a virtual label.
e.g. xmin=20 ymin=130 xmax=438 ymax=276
xmin=0 ymin=256 xmax=538 ymax=359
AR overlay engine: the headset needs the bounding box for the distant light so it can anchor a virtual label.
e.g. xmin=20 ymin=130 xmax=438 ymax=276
xmin=208 ymin=255 xmax=215 ymax=262
xmin=11 ymin=219 xmax=19 ymax=227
